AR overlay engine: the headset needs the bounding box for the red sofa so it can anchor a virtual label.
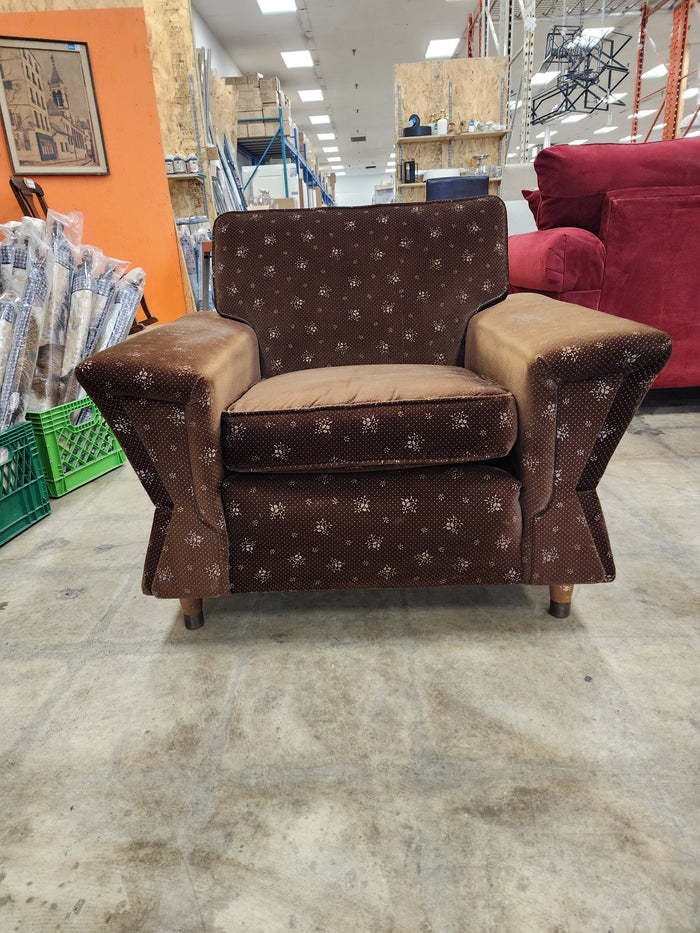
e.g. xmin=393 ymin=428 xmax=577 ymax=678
xmin=508 ymin=138 xmax=700 ymax=388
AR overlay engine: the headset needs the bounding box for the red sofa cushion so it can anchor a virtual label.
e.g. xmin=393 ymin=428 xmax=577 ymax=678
xmin=522 ymin=188 xmax=541 ymax=223
xmin=508 ymin=227 xmax=606 ymax=294
xmin=534 ymin=138 xmax=700 ymax=234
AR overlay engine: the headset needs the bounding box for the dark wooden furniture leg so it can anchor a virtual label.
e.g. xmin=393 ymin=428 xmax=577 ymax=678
xmin=180 ymin=597 xmax=204 ymax=630
xmin=548 ymin=584 xmax=574 ymax=618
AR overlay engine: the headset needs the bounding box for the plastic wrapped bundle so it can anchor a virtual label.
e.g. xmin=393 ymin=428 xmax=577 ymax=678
xmin=32 ymin=211 xmax=82 ymax=409
xmin=83 ymin=257 xmax=129 ymax=359
xmin=94 ymin=267 xmax=146 ymax=354
xmin=179 ymin=229 xmax=200 ymax=309
xmin=0 ymin=237 xmax=53 ymax=432
xmin=0 ymin=292 xmax=19 ymax=388
xmin=58 ymin=245 xmax=100 ymax=406
xmin=0 ymin=222 xmax=20 ymax=293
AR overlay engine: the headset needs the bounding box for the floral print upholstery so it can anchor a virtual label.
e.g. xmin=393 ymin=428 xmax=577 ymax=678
xmin=222 ymin=364 xmax=517 ymax=472
xmin=222 ymin=466 xmax=522 ymax=593
xmin=212 ymin=197 xmax=509 ymax=376
xmin=76 ymin=199 xmax=672 ymax=606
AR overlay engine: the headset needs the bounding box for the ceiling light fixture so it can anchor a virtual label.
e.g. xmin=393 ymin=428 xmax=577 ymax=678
xmin=535 ymin=130 xmax=558 ymax=138
xmin=308 ymin=113 xmax=330 ymax=124
xmin=298 ymin=89 xmax=324 ymax=102
xmin=569 ymin=139 xmax=589 ymax=145
xmin=629 ymin=109 xmax=655 ymax=118
xmin=334 ymin=171 xmax=346 ymax=176
xmin=317 ymin=132 xmax=335 ymax=140
xmin=561 ymin=113 xmax=587 ymax=123
xmin=642 ymin=64 xmax=668 ymax=79
xmin=327 ymin=156 xmax=342 ymax=162
xmin=682 ymin=87 xmax=699 ymax=100
xmin=425 ymin=38 xmax=460 ymax=59
xmin=531 ymin=71 xmax=558 ymax=86
xmin=619 ymin=134 xmax=640 ymax=142
xmin=593 ymin=125 xmax=618 ymax=134
xmin=281 ymin=50 xmax=314 ymax=68
xmin=256 ymin=0 xmax=296 ymax=13
xmin=322 ymin=146 xmax=339 ymax=152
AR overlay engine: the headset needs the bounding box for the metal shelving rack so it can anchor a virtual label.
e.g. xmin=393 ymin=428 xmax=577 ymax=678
xmin=237 ymin=108 xmax=334 ymax=206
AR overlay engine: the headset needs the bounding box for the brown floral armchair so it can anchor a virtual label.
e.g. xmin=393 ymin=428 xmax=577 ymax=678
xmin=76 ymin=198 xmax=671 ymax=629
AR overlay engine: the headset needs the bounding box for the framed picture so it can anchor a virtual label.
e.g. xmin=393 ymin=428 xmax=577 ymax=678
xmin=0 ymin=36 xmax=108 ymax=175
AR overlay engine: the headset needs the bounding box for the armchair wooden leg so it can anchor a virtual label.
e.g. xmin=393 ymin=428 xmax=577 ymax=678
xmin=180 ymin=597 xmax=204 ymax=630
xmin=548 ymin=584 xmax=574 ymax=619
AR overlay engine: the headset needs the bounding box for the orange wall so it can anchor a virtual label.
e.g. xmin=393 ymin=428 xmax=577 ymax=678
xmin=0 ymin=7 xmax=187 ymax=324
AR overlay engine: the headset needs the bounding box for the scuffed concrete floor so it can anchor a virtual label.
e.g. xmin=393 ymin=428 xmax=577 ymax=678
xmin=1 ymin=390 xmax=698 ymax=932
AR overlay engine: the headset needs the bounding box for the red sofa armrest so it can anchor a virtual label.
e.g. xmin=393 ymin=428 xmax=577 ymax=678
xmin=509 ymin=227 xmax=606 ymax=294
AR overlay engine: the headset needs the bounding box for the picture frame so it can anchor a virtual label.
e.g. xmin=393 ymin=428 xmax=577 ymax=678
xmin=0 ymin=36 xmax=108 ymax=176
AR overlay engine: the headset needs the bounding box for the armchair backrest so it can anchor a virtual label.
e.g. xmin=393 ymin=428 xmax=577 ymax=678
xmin=532 ymin=137 xmax=700 ymax=235
xmin=213 ymin=197 xmax=508 ymax=377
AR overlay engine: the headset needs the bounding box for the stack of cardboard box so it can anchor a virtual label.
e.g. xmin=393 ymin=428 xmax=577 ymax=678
xmin=228 ymin=73 xmax=293 ymax=139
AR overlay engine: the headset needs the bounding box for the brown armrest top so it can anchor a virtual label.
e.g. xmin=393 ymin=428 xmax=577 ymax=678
xmin=76 ymin=311 xmax=261 ymax=406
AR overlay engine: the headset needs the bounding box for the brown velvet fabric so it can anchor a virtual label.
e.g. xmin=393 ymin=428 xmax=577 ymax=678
xmin=76 ymin=313 xmax=260 ymax=598
xmin=222 ymin=364 xmax=516 ymax=472
xmin=75 ymin=201 xmax=672 ymax=610
xmin=465 ymin=293 xmax=672 ymax=584
xmin=212 ymin=197 xmax=509 ymax=376
xmin=222 ymin=465 xmax=523 ymax=593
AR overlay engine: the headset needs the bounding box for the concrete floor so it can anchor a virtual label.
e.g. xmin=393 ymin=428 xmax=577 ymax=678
xmin=0 ymin=390 xmax=698 ymax=933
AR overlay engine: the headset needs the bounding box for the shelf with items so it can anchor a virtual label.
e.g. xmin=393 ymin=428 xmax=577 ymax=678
xmin=237 ymin=111 xmax=334 ymax=207
xmin=396 ymin=130 xmax=507 ymax=145
xmin=394 ymin=58 xmax=508 ymax=203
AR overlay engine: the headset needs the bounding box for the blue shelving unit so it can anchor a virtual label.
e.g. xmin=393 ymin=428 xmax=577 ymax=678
xmin=237 ymin=107 xmax=334 ymax=207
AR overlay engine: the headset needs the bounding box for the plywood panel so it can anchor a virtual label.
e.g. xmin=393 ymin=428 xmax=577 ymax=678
xmin=394 ymin=58 xmax=508 ymax=135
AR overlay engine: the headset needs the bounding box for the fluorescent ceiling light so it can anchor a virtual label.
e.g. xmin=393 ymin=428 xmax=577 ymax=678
xmin=629 ymin=109 xmax=655 ymax=118
xmin=569 ymin=139 xmax=588 ymax=145
xmin=317 ymin=132 xmax=335 ymax=140
xmin=604 ymin=92 xmax=627 ymax=104
xmin=581 ymin=27 xmax=613 ymax=42
xmin=257 ymin=0 xmax=296 ymax=12
xmin=387 ymin=162 xmax=396 ymax=167
xmin=506 ymin=153 xmax=517 ymax=158
xmin=619 ymin=134 xmax=640 ymax=142
xmin=642 ymin=64 xmax=668 ymax=79
xmin=425 ymin=38 xmax=460 ymax=59
xmin=682 ymin=87 xmax=699 ymax=99
xmin=334 ymin=171 xmax=346 ymax=176
xmin=685 ymin=130 xmax=700 ymax=137
xmin=281 ymin=50 xmax=313 ymax=68
xmin=532 ymin=71 xmax=558 ymax=86
xmin=594 ymin=125 xmax=618 ymax=134
xmin=535 ymin=130 xmax=557 ymax=138
xmin=390 ymin=152 xmax=395 ymax=158
xmin=308 ymin=113 xmax=330 ymax=124
xmin=327 ymin=156 xmax=342 ymax=162
xmin=561 ymin=113 xmax=587 ymax=123
xmin=298 ymin=89 xmax=324 ymax=102
xmin=322 ymin=146 xmax=339 ymax=152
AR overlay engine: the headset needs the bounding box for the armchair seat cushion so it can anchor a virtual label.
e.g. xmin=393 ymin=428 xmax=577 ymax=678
xmin=222 ymin=364 xmax=517 ymax=473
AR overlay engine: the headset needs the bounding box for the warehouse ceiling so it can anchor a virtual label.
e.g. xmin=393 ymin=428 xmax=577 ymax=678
xmin=193 ymin=0 xmax=699 ymax=177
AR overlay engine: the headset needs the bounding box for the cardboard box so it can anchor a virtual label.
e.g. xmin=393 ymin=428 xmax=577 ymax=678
xmin=238 ymin=87 xmax=262 ymax=108
xmin=263 ymin=103 xmax=280 ymax=119
xmin=273 ymin=197 xmax=296 ymax=209
xmin=245 ymin=72 xmax=260 ymax=85
xmin=259 ymin=76 xmax=281 ymax=102
xmin=264 ymin=121 xmax=278 ymax=135
xmin=236 ymin=122 xmax=248 ymax=139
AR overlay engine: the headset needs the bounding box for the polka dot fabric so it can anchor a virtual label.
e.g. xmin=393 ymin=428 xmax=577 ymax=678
xmin=75 ymin=207 xmax=671 ymax=608
xmin=221 ymin=466 xmax=522 ymax=594
xmin=212 ymin=197 xmax=509 ymax=377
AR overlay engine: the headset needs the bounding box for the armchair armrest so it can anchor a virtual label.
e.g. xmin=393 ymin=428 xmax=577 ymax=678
xmin=76 ymin=312 xmax=260 ymax=598
xmin=466 ymin=293 xmax=671 ymax=584
xmin=509 ymin=227 xmax=605 ymax=295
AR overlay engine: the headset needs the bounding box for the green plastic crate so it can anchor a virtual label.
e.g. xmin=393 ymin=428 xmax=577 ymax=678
xmin=0 ymin=421 xmax=51 ymax=546
xmin=27 ymin=397 xmax=126 ymax=498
